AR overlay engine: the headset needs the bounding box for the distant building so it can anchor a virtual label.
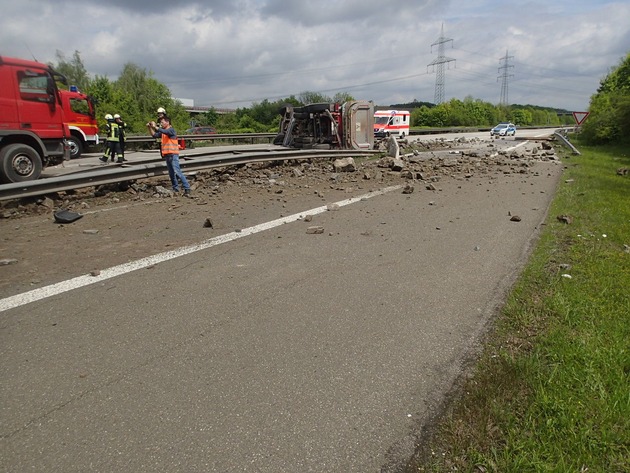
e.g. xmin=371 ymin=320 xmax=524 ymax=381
xmin=174 ymin=97 xmax=235 ymax=115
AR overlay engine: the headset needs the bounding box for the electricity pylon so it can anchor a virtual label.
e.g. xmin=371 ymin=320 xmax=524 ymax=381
xmin=498 ymin=50 xmax=514 ymax=105
xmin=427 ymin=23 xmax=456 ymax=105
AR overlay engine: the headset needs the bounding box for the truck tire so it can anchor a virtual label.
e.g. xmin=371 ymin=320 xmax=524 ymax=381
xmin=304 ymin=103 xmax=330 ymax=113
xmin=0 ymin=143 xmax=43 ymax=183
xmin=273 ymin=133 xmax=285 ymax=145
xmin=67 ymin=136 xmax=83 ymax=159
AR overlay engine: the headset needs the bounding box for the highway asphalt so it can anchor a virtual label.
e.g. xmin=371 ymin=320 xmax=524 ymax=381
xmin=1 ymin=133 xmax=563 ymax=472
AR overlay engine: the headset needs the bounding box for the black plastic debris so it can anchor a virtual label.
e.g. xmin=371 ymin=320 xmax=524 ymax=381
xmin=54 ymin=210 xmax=83 ymax=224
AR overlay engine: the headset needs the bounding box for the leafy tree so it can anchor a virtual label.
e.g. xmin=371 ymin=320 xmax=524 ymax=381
xmin=332 ymin=92 xmax=355 ymax=103
xmin=52 ymin=50 xmax=90 ymax=92
xmin=511 ymin=108 xmax=532 ymax=126
xmin=428 ymin=102 xmax=450 ymax=127
xmin=115 ymin=63 xmax=189 ymax=132
xmin=85 ymin=75 xmax=116 ymax=132
xmin=237 ymin=115 xmax=269 ymax=133
xmin=198 ymin=108 xmax=219 ymax=127
xmin=411 ymin=105 xmax=432 ymax=127
xmin=462 ymin=97 xmax=487 ymax=126
xmin=390 ymin=99 xmax=434 ymax=109
xmin=239 ymin=99 xmax=281 ymax=126
xmin=86 ymin=75 xmax=114 ymax=109
xmin=299 ymin=91 xmax=331 ymax=104
xmin=582 ymin=52 xmax=630 ymax=144
xmin=215 ymin=112 xmax=240 ymax=133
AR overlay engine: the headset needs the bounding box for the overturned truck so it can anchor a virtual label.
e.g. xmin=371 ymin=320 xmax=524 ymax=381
xmin=274 ymin=101 xmax=374 ymax=150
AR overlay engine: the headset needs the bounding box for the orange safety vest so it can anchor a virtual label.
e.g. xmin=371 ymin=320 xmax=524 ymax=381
xmin=160 ymin=131 xmax=179 ymax=155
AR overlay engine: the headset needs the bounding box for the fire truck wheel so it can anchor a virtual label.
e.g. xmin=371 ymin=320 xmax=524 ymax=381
xmin=0 ymin=143 xmax=43 ymax=183
xmin=67 ymin=136 xmax=83 ymax=159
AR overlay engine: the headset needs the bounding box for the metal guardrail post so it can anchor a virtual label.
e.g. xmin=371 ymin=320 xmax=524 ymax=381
xmin=553 ymin=131 xmax=581 ymax=155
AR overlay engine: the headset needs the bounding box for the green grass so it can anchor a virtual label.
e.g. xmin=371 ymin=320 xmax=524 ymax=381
xmin=409 ymin=141 xmax=630 ymax=472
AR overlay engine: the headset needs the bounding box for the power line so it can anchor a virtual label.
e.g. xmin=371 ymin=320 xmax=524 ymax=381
xmin=166 ymin=52 xmax=414 ymax=87
xmin=203 ymin=70 xmax=433 ymax=106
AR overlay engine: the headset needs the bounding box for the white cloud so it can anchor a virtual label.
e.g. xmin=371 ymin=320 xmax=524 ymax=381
xmin=1 ymin=0 xmax=628 ymax=111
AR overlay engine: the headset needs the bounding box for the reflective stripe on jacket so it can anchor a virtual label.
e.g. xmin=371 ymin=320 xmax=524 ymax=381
xmin=161 ymin=133 xmax=179 ymax=155
xmin=106 ymin=122 xmax=119 ymax=140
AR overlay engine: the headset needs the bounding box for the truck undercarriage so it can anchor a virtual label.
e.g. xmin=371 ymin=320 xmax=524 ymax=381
xmin=274 ymin=101 xmax=374 ymax=150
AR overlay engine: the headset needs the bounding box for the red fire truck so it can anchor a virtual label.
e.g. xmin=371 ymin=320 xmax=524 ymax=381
xmin=60 ymin=87 xmax=99 ymax=158
xmin=0 ymin=55 xmax=71 ymax=183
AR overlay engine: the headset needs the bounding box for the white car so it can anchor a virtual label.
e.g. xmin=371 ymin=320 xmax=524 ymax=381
xmin=490 ymin=123 xmax=516 ymax=136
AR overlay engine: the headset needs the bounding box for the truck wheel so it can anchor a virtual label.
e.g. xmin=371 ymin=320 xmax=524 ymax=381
xmin=0 ymin=144 xmax=43 ymax=183
xmin=304 ymin=103 xmax=330 ymax=113
xmin=67 ymin=136 xmax=83 ymax=159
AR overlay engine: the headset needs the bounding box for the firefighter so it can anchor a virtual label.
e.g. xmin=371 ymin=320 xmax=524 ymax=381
xmin=155 ymin=107 xmax=167 ymax=159
xmin=99 ymin=114 xmax=122 ymax=163
xmin=114 ymin=114 xmax=127 ymax=161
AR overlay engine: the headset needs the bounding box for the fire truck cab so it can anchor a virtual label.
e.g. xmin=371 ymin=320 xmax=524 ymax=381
xmin=0 ymin=56 xmax=70 ymax=183
xmin=374 ymin=110 xmax=410 ymax=138
xmin=60 ymin=87 xmax=99 ymax=158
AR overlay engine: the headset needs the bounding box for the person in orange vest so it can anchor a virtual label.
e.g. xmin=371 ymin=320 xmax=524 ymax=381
xmin=147 ymin=116 xmax=191 ymax=197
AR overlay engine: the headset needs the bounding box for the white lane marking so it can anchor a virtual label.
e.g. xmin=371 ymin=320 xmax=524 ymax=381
xmin=0 ymin=185 xmax=402 ymax=313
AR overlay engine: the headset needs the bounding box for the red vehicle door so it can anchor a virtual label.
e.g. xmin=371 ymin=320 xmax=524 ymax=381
xmin=0 ymin=66 xmax=19 ymax=129
xmin=14 ymin=66 xmax=66 ymax=139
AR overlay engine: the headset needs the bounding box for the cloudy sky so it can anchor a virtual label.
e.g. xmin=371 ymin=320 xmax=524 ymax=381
xmin=2 ymin=0 xmax=629 ymax=112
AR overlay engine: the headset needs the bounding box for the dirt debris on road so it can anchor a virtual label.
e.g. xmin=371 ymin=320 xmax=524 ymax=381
xmin=0 ymin=136 xmax=561 ymax=297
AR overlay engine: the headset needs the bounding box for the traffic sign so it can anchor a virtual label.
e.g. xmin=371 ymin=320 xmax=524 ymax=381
xmin=572 ymin=111 xmax=589 ymax=126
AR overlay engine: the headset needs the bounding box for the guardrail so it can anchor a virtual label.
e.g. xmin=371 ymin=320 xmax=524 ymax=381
xmin=408 ymin=125 xmax=565 ymax=136
xmin=125 ymin=133 xmax=276 ymax=145
xmin=0 ymin=148 xmax=379 ymax=201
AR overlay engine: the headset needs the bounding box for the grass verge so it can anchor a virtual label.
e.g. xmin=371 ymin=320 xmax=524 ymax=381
xmin=409 ymin=140 xmax=630 ymax=472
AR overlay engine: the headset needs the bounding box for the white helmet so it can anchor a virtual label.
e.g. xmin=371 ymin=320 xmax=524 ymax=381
xmin=105 ymin=113 xmax=113 ymax=120
xmin=114 ymin=114 xmax=121 ymax=119
xmin=157 ymin=107 xmax=166 ymax=114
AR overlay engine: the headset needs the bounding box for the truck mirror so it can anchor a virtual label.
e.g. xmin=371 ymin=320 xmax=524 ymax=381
xmin=46 ymin=78 xmax=57 ymax=107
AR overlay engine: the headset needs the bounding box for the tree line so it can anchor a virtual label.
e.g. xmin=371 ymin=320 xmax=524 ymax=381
xmin=52 ymin=50 xmax=629 ymax=143
xmin=53 ymin=51 xmax=192 ymax=135
xmin=399 ymin=98 xmax=573 ymax=128
xmin=580 ymin=52 xmax=630 ymax=145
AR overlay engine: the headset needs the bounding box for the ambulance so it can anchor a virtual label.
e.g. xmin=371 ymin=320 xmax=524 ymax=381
xmin=373 ymin=110 xmax=410 ymax=138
